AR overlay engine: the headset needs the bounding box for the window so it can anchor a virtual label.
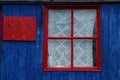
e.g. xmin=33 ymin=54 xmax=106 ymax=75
xmin=44 ymin=5 xmax=101 ymax=71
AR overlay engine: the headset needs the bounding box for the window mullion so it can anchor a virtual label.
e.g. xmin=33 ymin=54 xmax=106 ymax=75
xmin=71 ymin=9 xmax=74 ymax=68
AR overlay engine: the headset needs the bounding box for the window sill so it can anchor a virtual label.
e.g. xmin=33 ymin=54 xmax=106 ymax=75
xmin=43 ymin=67 xmax=101 ymax=71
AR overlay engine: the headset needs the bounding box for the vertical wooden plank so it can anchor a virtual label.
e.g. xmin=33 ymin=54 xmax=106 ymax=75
xmin=101 ymin=4 xmax=110 ymax=80
xmin=34 ymin=5 xmax=43 ymax=80
xmin=60 ymin=71 xmax=69 ymax=80
xmin=17 ymin=42 xmax=27 ymax=80
xmin=85 ymin=72 xmax=92 ymax=80
xmin=117 ymin=4 xmax=120 ymax=80
xmin=75 ymin=72 xmax=84 ymax=80
xmin=0 ymin=7 xmax=2 ymax=80
xmin=51 ymin=71 xmax=60 ymax=80
xmin=26 ymin=42 xmax=35 ymax=80
xmin=85 ymin=72 xmax=101 ymax=80
xmin=11 ymin=42 xmax=19 ymax=80
xmin=68 ymin=72 xmax=76 ymax=80
xmin=43 ymin=71 xmax=51 ymax=80
xmin=1 ymin=42 xmax=8 ymax=80
xmin=31 ymin=5 xmax=41 ymax=79
xmin=109 ymin=4 xmax=118 ymax=80
xmin=92 ymin=73 xmax=101 ymax=80
xmin=1 ymin=43 xmax=11 ymax=80
xmin=0 ymin=7 xmax=2 ymax=48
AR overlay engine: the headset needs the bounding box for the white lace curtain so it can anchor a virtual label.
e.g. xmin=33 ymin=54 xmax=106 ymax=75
xmin=48 ymin=10 xmax=96 ymax=67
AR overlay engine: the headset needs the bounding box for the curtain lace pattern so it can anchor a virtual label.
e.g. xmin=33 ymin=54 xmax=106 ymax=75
xmin=48 ymin=10 xmax=96 ymax=67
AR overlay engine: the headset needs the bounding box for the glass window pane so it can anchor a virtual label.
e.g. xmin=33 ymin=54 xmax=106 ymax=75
xmin=48 ymin=10 xmax=71 ymax=37
xmin=48 ymin=40 xmax=71 ymax=67
xmin=74 ymin=10 xmax=96 ymax=37
xmin=74 ymin=40 xmax=96 ymax=67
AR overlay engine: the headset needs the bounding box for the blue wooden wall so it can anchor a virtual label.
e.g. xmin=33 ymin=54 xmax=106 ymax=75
xmin=0 ymin=7 xmax=2 ymax=80
xmin=0 ymin=4 xmax=120 ymax=80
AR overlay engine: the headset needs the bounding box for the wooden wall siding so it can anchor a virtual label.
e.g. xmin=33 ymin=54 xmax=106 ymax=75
xmin=118 ymin=5 xmax=120 ymax=80
xmin=0 ymin=8 xmax=2 ymax=80
xmin=102 ymin=4 xmax=118 ymax=80
xmin=1 ymin=5 xmax=43 ymax=80
xmin=0 ymin=4 xmax=120 ymax=80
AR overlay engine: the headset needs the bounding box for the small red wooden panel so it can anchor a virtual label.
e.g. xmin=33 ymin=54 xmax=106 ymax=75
xmin=3 ymin=16 xmax=36 ymax=41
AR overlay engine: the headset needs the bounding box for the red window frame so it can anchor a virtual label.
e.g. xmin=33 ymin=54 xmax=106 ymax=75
xmin=44 ymin=5 xmax=101 ymax=71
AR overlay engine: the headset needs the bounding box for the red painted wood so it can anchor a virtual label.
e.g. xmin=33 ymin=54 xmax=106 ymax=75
xmin=48 ymin=36 xmax=97 ymax=39
xmin=44 ymin=67 xmax=101 ymax=71
xmin=44 ymin=5 xmax=101 ymax=71
xmin=45 ymin=5 xmax=100 ymax=9
xmin=44 ymin=7 xmax=49 ymax=69
xmin=71 ymin=9 xmax=74 ymax=68
xmin=3 ymin=16 xmax=36 ymax=41
xmin=96 ymin=7 xmax=101 ymax=70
